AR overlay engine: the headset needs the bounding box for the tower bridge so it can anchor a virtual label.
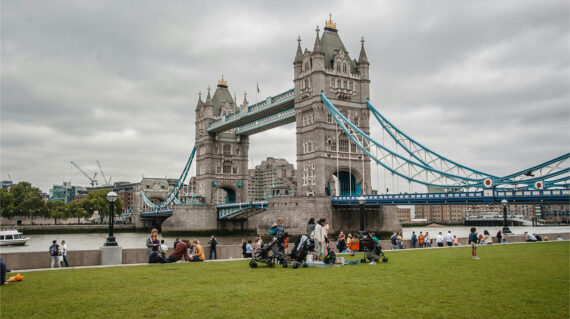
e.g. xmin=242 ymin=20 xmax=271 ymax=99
xmin=134 ymin=16 xmax=569 ymax=233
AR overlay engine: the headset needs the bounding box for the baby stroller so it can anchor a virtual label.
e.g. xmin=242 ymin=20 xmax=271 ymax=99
xmin=359 ymin=236 xmax=388 ymax=264
xmin=290 ymin=235 xmax=314 ymax=269
xmin=249 ymin=232 xmax=289 ymax=268
xmin=148 ymin=251 xmax=168 ymax=264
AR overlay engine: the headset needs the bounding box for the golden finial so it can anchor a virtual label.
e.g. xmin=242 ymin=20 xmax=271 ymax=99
xmin=218 ymin=74 xmax=228 ymax=87
xmin=325 ymin=13 xmax=337 ymax=30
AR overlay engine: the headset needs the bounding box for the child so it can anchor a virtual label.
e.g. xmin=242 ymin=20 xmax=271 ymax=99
xmin=469 ymin=227 xmax=479 ymax=260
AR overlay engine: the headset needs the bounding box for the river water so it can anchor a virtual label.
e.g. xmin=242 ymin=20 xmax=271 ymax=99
xmin=1 ymin=226 xmax=568 ymax=253
xmin=0 ymin=233 xmax=247 ymax=253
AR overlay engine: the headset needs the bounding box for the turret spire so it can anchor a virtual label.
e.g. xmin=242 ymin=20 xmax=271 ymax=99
xmin=294 ymin=36 xmax=303 ymax=64
xmin=313 ymin=26 xmax=322 ymax=54
xmin=205 ymin=86 xmax=212 ymax=104
xmin=358 ymin=37 xmax=369 ymax=64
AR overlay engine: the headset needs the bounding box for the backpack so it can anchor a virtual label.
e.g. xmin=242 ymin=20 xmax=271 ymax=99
xmin=309 ymin=230 xmax=316 ymax=241
xmin=269 ymin=226 xmax=277 ymax=236
xmin=324 ymin=251 xmax=336 ymax=264
xmin=49 ymin=245 xmax=58 ymax=256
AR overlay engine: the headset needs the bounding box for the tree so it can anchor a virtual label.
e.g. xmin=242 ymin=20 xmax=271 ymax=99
xmin=0 ymin=189 xmax=16 ymax=220
xmin=67 ymin=200 xmax=88 ymax=224
xmin=81 ymin=189 xmax=123 ymax=223
xmin=10 ymin=182 xmax=46 ymax=220
xmin=47 ymin=200 xmax=68 ymax=225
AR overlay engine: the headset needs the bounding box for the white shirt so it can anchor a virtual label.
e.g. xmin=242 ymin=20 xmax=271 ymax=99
xmin=445 ymin=233 xmax=454 ymax=242
xmin=436 ymin=234 xmax=444 ymax=243
xmin=160 ymin=244 xmax=168 ymax=252
xmin=313 ymin=223 xmax=325 ymax=242
xmin=61 ymin=244 xmax=68 ymax=256
xmin=526 ymin=233 xmax=537 ymax=241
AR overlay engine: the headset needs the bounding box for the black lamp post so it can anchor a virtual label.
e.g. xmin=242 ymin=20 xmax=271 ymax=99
xmin=104 ymin=191 xmax=118 ymax=246
xmin=501 ymin=199 xmax=511 ymax=234
xmin=357 ymin=196 xmax=366 ymax=232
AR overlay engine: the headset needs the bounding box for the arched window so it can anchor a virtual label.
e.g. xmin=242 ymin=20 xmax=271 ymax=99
xmin=330 ymin=79 xmax=335 ymax=88
xmin=304 ymin=78 xmax=309 ymax=89
xmin=336 ymin=63 xmax=340 ymax=72
xmin=304 ymin=62 xmax=309 ymax=71
xmin=343 ymin=63 xmax=347 ymax=73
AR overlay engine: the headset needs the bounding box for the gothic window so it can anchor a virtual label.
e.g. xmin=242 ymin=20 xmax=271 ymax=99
xmin=223 ymin=144 xmax=231 ymax=155
xmin=353 ymin=117 xmax=359 ymax=126
xmin=235 ymin=147 xmax=240 ymax=155
xmin=339 ymin=138 xmax=349 ymax=152
xmin=336 ymin=63 xmax=340 ymax=72
xmin=214 ymin=146 xmax=219 ymax=154
xmin=335 ymin=79 xmax=339 ymax=88
xmin=304 ymin=78 xmax=309 ymax=89
xmin=232 ymin=167 xmax=238 ymax=174
xmin=223 ymin=164 xmax=231 ymax=174
xmin=216 ymin=163 xmax=222 ymax=174
xmin=348 ymin=81 xmax=353 ymax=90
xmin=341 ymin=80 xmax=345 ymax=89
xmin=304 ymin=62 xmax=309 ymax=71
xmin=342 ymin=63 xmax=347 ymax=73
xmin=350 ymin=142 xmax=357 ymax=153
xmin=327 ymin=113 xmax=333 ymax=123
xmin=330 ymin=78 xmax=335 ymax=88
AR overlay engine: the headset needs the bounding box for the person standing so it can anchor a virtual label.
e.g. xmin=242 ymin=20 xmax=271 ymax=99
xmin=245 ymin=240 xmax=253 ymax=258
xmin=496 ymin=230 xmax=503 ymax=243
xmin=445 ymin=231 xmax=454 ymax=247
xmin=60 ymin=240 xmax=69 ymax=267
xmin=208 ymin=235 xmax=218 ymax=260
xmin=307 ymin=218 xmax=316 ymax=236
xmin=241 ymin=239 xmax=247 ymax=258
xmin=390 ymin=233 xmax=398 ymax=250
xmin=436 ymin=232 xmax=444 ymax=247
xmin=419 ymin=232 xmax=425 ymax=248
xmin=312 ymin=219 xmax=326 ymax=261
xmin=411 ymin=231 xmax=417 ymax=249
xmin=397 ymin=233 xmax=403 ymax=249
xmin=469 ymin=227 xmax=479 ymax=260
xmin=49 ymin=240 xmax=61 ymax=268
xmin=425 ymin=232 xmax=432 ymax=248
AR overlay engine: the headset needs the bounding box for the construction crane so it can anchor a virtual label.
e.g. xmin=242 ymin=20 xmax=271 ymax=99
xmin=70 ymin=161 xmax=98 ymax=187
xmin=96 ymin=160 xmax=112 ymax=186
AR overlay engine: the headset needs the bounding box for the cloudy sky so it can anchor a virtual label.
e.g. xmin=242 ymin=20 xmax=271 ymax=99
xmin=1 ymin=0 xmax=568 ymax=193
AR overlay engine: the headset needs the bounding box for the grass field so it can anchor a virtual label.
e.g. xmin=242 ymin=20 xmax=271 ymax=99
xmin=1 ymin=242 xmax=568 ymax=318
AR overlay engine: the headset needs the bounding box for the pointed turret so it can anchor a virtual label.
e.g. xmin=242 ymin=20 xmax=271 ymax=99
xmin=358 ymin=37 xmax=369 ymax=65
xmin=241 ymin=92 xmax=248 ymax=113
xmin=313 ymin=26 xmax=323 ymax=55
xmin=196 ymin=91 xmax=203 ymax=111
xmin=205 ymin=87 xmax=213 ymax=105
xmin=294 ymin=36 xmax=303 ymax=64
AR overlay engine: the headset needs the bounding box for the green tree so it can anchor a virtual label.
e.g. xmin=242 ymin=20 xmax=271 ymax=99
xmin=81 ymin=189 xmax=123 ymax=223
xmin=67 ymin=200 xmax=88 ymax=224
xmin=10 ymin=182 xmax=46 ymax=220
xmin=47 ymin=200 xmax=68 ymax=224
xmin=0 ymin=189 xmax=16 ymax=220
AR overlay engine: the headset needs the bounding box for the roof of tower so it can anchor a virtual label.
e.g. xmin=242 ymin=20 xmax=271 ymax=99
xmin=358 ymin=37 xmax=369 ymax=64
xmin=294 ymin=36 xmax=303 ymax=64
xmin=212 ymin=76 xmax=236 ymax=116
xmin=320 ymin=24 xmax=357 ymax=72
xmin=313 ymin=26 xmax=323 ymax=54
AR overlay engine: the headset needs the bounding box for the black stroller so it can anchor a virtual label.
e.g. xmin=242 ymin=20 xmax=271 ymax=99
xmin=249 ymin=232 xmax=289 ymax=268
xmin=359 ymin=235 xmax=388 ymax=264
xmin=289 ymin=235 xmax=314 ymax=269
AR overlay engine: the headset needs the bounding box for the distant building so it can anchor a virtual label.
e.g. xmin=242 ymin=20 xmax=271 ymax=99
xmin=248 ymin=157 xmax=296 ymax=201
xmin=1 ymin=180 xmax=13 ymax=189
xmin=49 ymin=182 xmax=85 ymax=203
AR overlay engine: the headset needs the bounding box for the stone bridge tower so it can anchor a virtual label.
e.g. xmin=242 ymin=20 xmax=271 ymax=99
xmin=294 ymin=15 xmax=371 ymax=197
xmin=194 ymin=77 xmax=250 ymax=205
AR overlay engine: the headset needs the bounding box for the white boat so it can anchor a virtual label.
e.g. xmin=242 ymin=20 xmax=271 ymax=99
xmin=0 ymin=229 xmax=30 ymax=246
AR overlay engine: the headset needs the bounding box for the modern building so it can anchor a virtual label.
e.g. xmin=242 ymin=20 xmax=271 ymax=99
xmin=248 ymin=157 xmax=296 ymax=201
xmin=49 ymin=182 xmax=85 ymax=203
xmin=1 ymin=180 xmax=13 ymax=189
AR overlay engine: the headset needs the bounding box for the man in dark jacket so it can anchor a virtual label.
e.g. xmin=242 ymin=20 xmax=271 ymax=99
xmin=208 ymin=235 xmax=218 ymax=260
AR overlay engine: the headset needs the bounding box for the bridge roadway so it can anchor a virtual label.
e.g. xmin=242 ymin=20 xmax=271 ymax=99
xmin=207 ymin=89 xmax=294 ymax=135
xmin=140 ymin=189 xmax=568 ymax=220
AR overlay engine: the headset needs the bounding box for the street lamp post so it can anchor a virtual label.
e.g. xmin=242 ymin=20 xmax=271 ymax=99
xmin=501 ymin=199 xmax=511 ymax=234
xmin=357 ymin=196 xmax=366 ymax=232
xmin=105 ymin=191 xmax=118 ymax=246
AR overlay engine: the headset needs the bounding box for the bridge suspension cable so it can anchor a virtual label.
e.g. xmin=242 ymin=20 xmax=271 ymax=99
xmin=321 ymin=93 xmax=569 ymax=189
xmin=140 ymin=146 xmax=197 ymax=210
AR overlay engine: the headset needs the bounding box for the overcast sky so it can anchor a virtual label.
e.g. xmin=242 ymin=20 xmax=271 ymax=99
xmin=1 ymin=0 xmax=568 ymax=193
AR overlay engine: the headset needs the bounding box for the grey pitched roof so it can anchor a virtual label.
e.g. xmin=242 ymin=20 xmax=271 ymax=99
xmin=320 ymin=29 xmax=357 ymax=73
xmin=212 ymin=85 xmax=236 ymax=117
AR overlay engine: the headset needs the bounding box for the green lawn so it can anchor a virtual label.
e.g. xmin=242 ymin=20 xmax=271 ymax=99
xmin=1 ymin=242 xmax=568 ymax=319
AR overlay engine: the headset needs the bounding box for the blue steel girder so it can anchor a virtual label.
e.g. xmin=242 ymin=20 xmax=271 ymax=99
xmin=332 ymin=189 xmax=569 ymax=206
xmin=235 ymin=107 xmax=295 ymax=135
xmin=217 ymin=201 xmax=268 ymax=219
xmin=207 ymin=89 xmax=294 ymax=134
xmin=140 ymin=209 xmax=173 ymax=218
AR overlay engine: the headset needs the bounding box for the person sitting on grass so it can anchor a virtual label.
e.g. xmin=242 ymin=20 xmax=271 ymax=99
xmin=468 ymin=227 xmax=479 ymax=260
xmin=167 ymin=239 xmax=190 ymax=263
xmin=189 ymin=240 xmax=205 ymax=262
xmin=348 ymin=234 xmax=360 ymax=256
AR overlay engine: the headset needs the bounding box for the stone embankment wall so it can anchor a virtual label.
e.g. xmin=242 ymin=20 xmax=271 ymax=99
xmin=1 ymin=233 xmax=568 ymax=271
